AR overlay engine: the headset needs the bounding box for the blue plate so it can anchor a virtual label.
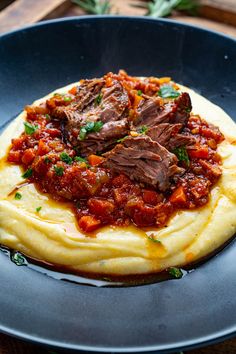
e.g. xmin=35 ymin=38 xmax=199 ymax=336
xmin=0 ymin=16 xmax=236 ymax=353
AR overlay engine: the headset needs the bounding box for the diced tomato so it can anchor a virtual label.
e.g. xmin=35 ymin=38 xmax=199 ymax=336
xmin=78 ymin=215 xmax=101 ymax=233
xmin=38 ymin=140 xmax=50 ymax=156
xmin=21 ymin=148 xmax=36 ymax=165
xmin=88 ymin=154 xmax=104 ymax=166
xmin=69 ymin=86 xmax=78 ymax=95
xmin=11 ymin=136 xmax=25 ymax=149
xmin=142 ymin=190 xmax=159 ymax=205
xmin=199 ymin=160 xmax=222 ymax=179
xmin=133 ymin=94 xmax=143 ymax=109
xmin=113 ymin=188 xmax=127 ymax=205
xmin=132 ymin=205 xmax=156 ymax=227
xmin=106 ymin=77 xmax=113 ymax=87
xmin=200 ymin=126 xmax=224 ymax=142
xmin=112 ymin=174 xmax=131 ymax=188
xmin=188 ymin=146 xmax=209 ymax=159
xmin=45 ymin=128 xmax=61 ymax=138
xmin=169 ymin=186 xmax=187 ymax=204
xmin=8 ymin=150 xmax=21 ymax=163
xmin=88 ymin=198 xmax=114 ymax=216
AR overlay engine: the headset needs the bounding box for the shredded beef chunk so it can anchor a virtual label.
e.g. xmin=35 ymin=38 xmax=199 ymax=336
xmin=104 ymin=136 xmax=183 ymax=191
xmin=48 ymin=78 xmax=129 ymax=153
xmin=147 ymin=123 xmax=195 ymax=150
xmin=79 ymin=119 xmax=129 ymax=155
xmin=133 ymin=92 xmax=192 ymax=128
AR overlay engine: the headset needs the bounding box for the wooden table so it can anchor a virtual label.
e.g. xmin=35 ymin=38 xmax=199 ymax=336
xmin=0 ymin=1 xmax=236 ymax=353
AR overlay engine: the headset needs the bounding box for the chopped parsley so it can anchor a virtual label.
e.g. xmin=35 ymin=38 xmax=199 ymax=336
xmin=11 ymin=252 xmax=27 ymax=266
xmin=117 ymin=136 xmax=128 ymax=143
xmin=54 ymin=166 xmax=64 ymax=176
xmin=22 ymin=168 xmax=33 ymax=179
xmin=36 ymin=206 xmax=42 ymax=212
xmin=79 ymin=121 xmax=104 ymax=141
xmin=173 ymin=146 xmax=190 ymax=166
xmin=44 ymin=157 xmax=52 ymax=164
xmin=137 ymin=90 xmax=142 ymax=96
xmin=158 ymin=85 xmax=180 ymax=99
xmin=138 ymin=125 xmax=148 ymax=134
xmin=45 ymin=114 xmax=51 ymax=120
xmin=95 ymin=93 xmax=103 ymax=105
xmin=24 ymin=122 xmax=38 ymax=135
xmin=60 ymin=152 xmax=73 ymax=165
xmin=147 ymin=235 xmax=161 ymax=244
xmin=168 ymin=267 xmax=183 ymax=279
xmin=64 ymin=96 xmax=72 ymax=102
xmin=74 ymin=156 xmax=87 ymax=163
xmin=14 ymin=192 xmax=22 ymax=200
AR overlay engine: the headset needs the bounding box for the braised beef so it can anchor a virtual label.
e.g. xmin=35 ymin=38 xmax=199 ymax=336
xmin=78 ymin=119 xmax=129 ymax=155
xmin=133 ymin=92 xmax=192 ymax=128
xmin=104 ymin=136 xmax=183 ymax=191
xmin=147 ymin=123 xmax=195 ymax=150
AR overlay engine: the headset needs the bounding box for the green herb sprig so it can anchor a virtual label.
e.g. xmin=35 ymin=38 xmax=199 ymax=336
xmin=22 ymin=168 xmax=33 ymax=179
xmin=24 ymin=122 xmax=38 ymax=135
xmin=72 ymin=0 xmax=111 ymax=14
xmin=137 ymin=0 xmax=199 ymax=18
xmin=158 ymin=85 xmax=180 ymax=99
xmin=138 ymin=125 xmax=148 ymax=134
xmin=79 ymin=121 xmax=103 ymax=140
xmin=173 ymin=146 xmax=190 ymax=166
xmin=54 ymin=166 xmax=64 ymax=176
xmin=14 ymin=192 xmax=22 ymax=200
xmin=168 ymin=267 xmax=183 ymax=279
xmin=60 ymin=152 xmax=73 ymax=165
xmin=11 ymin=252 xmax=27 ymax=266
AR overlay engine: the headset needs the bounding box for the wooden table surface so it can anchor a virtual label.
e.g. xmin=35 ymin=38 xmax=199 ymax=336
xmin=0 ymin=1 xmax=236 ymax=353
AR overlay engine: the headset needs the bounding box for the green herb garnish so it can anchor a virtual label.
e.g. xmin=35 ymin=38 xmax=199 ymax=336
xmin=22 ymin=168 xmax=33 ymax=179
xmin=95 ymin=93 xmax=103 ymax=105
xmin=138 ymin=125 xmax=148 ymax=134
xmin=45 ymin=114 xmax=51 ymax=120
xmin=137 ymin=90 xmax=143 ymax=96
xmin=117 ymin=136 xmax=128 ymax=143
xmin=60 ymin=152 xmax=73 ymax=165
xmin=36 ymin=206 xmax=42 ymax=212
xmin=11 ymin=252 xmax=27 ymax=266
xmin=147 ymin=235 xmax=161 ymax=244
xmin=72 ymin=0 xmax=111 ymax=15
xmin=158 ymin=85 xmax=180 ymax=99
xmin=168 ymin=267 xmax=183 ymax=279
xmin=79 ymin=121 xmax=104 ymax=140
xmin=14 ymin=192 xmax=22 ymax=200
xmin=44 ymin=157 xmax=52 ymax=164
xmin=137 ymin=0 xmax=199 ymax=18
xmin=54 ymin=166 xmax=64 ymax=176
xmin=24 ymin=122 xmax=38 ymax=135
xmin=64 ymin=96 xmax=72 ymax=102
xmin=74 ymin=156 xmax=87 ymax=163
xmin=173 ymin=146 xmax=190 ymax=166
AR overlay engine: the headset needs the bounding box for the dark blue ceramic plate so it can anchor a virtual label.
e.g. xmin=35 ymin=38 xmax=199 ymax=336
xmin=0 ymin=16 xmax=236 ymax=353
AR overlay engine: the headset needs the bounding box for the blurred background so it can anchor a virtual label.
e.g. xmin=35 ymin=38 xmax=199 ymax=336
xmin=0 ymin=0 xmax=236 ymax=354
xmin=0 ymin=0 xmax=236 ymax=37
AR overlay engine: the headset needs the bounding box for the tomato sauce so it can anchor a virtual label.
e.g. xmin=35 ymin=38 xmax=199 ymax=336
xmin=7 ymin=74 xmax=224 ymax=234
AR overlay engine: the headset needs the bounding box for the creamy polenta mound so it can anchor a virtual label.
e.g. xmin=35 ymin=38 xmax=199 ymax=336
xmin=0 ymin=71 xmax=236 ymax=276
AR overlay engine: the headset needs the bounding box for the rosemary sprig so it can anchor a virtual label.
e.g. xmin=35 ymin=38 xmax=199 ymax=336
xmin=136 ymin=0 xmax=199 ymax=18
xmin=72 ymin=0 xmax=111 ymax=15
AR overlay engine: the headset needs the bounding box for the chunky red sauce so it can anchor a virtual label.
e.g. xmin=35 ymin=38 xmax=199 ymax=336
xmin=7 ymin=72 xmax=224 ymax=233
